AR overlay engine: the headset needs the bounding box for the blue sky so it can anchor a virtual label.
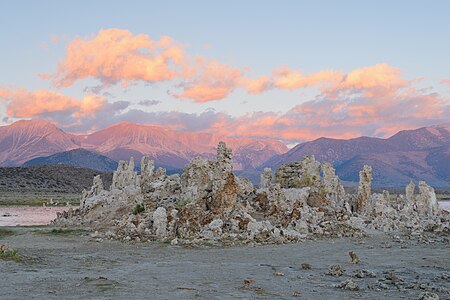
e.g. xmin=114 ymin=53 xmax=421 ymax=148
xmin=0 ymin=1 xmax=449 ymax=141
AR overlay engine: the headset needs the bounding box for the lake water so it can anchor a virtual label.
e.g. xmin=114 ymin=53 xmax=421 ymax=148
xmin=440 ymin=201 xmax=450 ymax=212
xmin=0 ymin=206 xmax=77 ymax=227
xmin=0 ymin=203 xmax=449 ymax=227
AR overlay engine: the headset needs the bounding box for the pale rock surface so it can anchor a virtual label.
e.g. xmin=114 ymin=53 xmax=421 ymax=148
xmin=356 ymin=165 xmax=372 ymax=214
xmin=54 ymin=141 xmax=449 ymax=245
xmin=405 ymin=180 xmax=415 ymax=209
xmin=153 ymin=207 xmax=168 ymax=237
xmin=274 ymin=155 xmax=321 ymax=189
xmin=337 ymin=278 xmax=359 ymax=291
xmin=80 ymin=175 xmax=106 ymax=211
xmin=321 ymin=162 xmax=345 ymax=206
xmin=260 ymin=168 xmax=273 ymax=188
xmin=417 ymin=181 xmax=439 ymax=216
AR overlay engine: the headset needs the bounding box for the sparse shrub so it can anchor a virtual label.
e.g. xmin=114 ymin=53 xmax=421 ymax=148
xmin=0 ymin=245 xmax=23 ymax=263
xmin=290 ymin=178 xmax=302 ymax=188
xmin=319 ymin=186 xmax=327 ymax=196
xmin=175 ymin=199 xmax=189 ymax=207
xmin=286 ymin=176 xmax=319 ymax=188
xmin=0 ymin=229 xmax=14 ymax=239
xmin=132 ymin=203 xmax=145 ymax=215
xmin=299 ymin=176 xmax=316 ymax=187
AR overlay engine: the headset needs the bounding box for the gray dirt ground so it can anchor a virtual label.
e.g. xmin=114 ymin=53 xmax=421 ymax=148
xmin=1 ymin=227 xmax=449 ymax=300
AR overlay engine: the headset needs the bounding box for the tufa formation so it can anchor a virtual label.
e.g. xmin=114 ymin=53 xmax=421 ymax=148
xmin=54 ymin=142 xmax=449 ymax=245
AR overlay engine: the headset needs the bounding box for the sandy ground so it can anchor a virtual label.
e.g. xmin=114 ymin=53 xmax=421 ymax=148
xmin=1 ymin=227 xmax=449 ymax=300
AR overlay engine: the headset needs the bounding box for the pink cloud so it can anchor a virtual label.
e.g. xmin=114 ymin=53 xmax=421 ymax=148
xmin=273 ymin=68 xmax=342 ymax=90
xmin=174 ymin=59 xmax=242 ymax=102
xmin=45 ymin=28 xmax=423 ymax=105
xmin=49 ymin=28 xmax=190 ymax=88
xmin=17 ymin=85 xmax=447 ymax=142
xmin=50 ymin=35 xmax=59 ymax=44
xmin=193 ymin=84 xmax=450 ymax=141
xmin=239 ymin=76 xmax=272 ymax=94
xmin=329 ymin=63 xmax=407 ymax=97
xmin=24 ymin=28 xmax=450 ymax=140
xmin=0 ymin=88 xmax=106 ymax=119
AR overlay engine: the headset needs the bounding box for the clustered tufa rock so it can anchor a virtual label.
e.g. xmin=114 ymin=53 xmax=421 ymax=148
xmin=54 ymin=142 xmax=449 ymax=245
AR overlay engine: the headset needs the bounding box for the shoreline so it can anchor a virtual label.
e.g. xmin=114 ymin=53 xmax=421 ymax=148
xmin=1 ymin=226 xmax=448 ymax=299
xmin=2 ymin=202 xmax=449 ymax=228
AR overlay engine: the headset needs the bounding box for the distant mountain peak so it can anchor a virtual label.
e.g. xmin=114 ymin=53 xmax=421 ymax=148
xmin=0 ymin=119 xmax=287 ymax=171
xmin=105 ymin=121 xmax=167 ymax=131
xmin=23 ymin=148 xmax=118 ymax=172
xmin=2 ymin=120 xmax=449 ymax=187
xmin=264 ymin=124 xmax=450 ymax=187
xmin=0 ymin=119 xmax=80 ymax=166
xmin=6 ymin=119 xmax=58 ymax=130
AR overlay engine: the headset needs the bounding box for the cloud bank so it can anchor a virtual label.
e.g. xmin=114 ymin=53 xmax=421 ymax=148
xmin=48 ymin=84 xmax=449 ymax=142
xmin=45 ymin=29 xmax=416 ymax=103
xmin=1 ymin=28 xmax=450 ymax=142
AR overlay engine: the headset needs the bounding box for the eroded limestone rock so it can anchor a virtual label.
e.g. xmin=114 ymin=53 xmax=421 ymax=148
xmin=140 ymin=156 xmax=154 ymax=180
xmin=80 ymin=175 xmax=105 ymax=210
xmin=111 ymin=158 xmax=140 ymax=191
xmin=260 ymin=168 xmax=273 ymax=189
xmin=356 ymin=165 xmax=372 ymax=214
xmin=349 ymin=251 xmax=360 ymax=264
xmin=275 ymin=156 xmax=321 ymax=189
xmin=327 ymin=264 xmax=345 ymax=276
xmin=153 ymin=207 xmax=168 ymax=237
xmin=54 ymin=141 xmax=448 ymax=245
xmin=405 ymin=180 xmax=415 ymax=204
xmin=336 ymin=278 xmax=359 ymax=291
xmin=417 ymin=181 xmax=439 ymax=216
xmin=321 ymin=162 xmax=345 ymax=205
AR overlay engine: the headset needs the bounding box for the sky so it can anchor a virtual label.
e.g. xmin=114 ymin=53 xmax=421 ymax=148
xmin=0 ymin=0 xmax=449 ymax=143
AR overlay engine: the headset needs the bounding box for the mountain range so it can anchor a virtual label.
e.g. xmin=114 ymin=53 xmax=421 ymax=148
xmin=0 ymin=120 xmax=449 ymax=188
xmin=0 ymin=120 xmax=287 ymax=171
xmin=263 ymin=124 xmax=450 ymax=187
xmin=23 ymin=148 xmax=118 ymax=172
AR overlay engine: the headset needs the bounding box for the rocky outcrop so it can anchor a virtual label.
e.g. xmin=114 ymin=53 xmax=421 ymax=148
xmin=80 ymin=175 xmax=104 ymax=210
xmin=356 ymin=176 xmax=448 ymax=234
xmin=355 ymin=165 xmax=372 ymax=214
xmin=140 ymin=156 xmax=154 ymax=188
xmin=180 ymin=142 xmax=239 ymax=214
xmin=111 ymin=158 xmax=140 ymax=191
xmin=321 ymin=162 xmax=345 ymax=206
xmin=405 ymin=181 xmax=415 ymax=203
xmin=259 ymin=168 xmax=273 ymax=189
xmin=79 ymin=177 xmax=107 ymax=212
xmin=274 ymin=155 xmax=321 ymax=189
xmin=152 ymin=207 xmax=168 ymax=237
xmin=54 ymin=142 xmax=449 ymax=245
xmin=417 ymin=181 xmax=439 ymax=216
